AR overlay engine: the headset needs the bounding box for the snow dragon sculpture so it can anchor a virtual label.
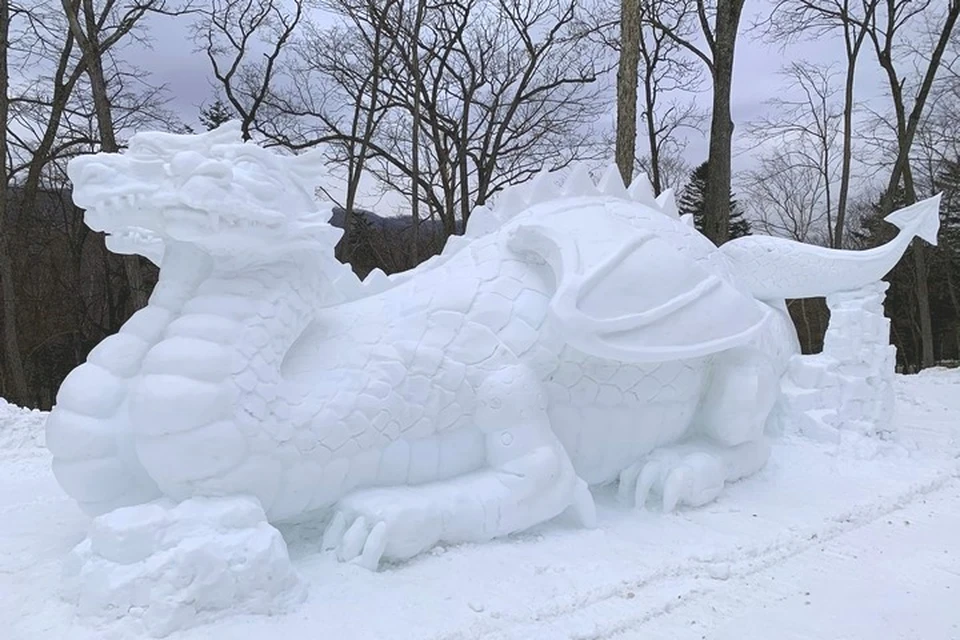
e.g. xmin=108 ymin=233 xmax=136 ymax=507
xmin=47 ymin=122 xmax=940 ymax=571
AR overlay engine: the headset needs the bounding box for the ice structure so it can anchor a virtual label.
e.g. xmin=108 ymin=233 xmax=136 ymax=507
xmin=46 ymin=121 xmax=938 ymax=630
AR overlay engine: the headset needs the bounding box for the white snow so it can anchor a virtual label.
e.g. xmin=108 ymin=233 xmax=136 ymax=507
xmin=63 ymin=497 xmax=305 ymax=637
xmin=0 ymin=397 xmax=46 ymax=453
xmin=2 ymin=369 xmax=959 ymax=639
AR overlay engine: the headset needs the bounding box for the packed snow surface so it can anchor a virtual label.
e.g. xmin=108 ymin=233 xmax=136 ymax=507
xmin=0 ymin=398 xmax=46 ymax=453
xmin=2 ymin=369 xmax=959 ymax=639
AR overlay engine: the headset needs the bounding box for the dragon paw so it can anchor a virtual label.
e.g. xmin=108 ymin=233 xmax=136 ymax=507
xmin=618 ymin=449 xmax=726 ymax=512
xmin=322 ymin=488 xmax=444 ymax=571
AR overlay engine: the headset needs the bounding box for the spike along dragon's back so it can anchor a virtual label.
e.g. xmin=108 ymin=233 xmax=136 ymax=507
xmin=49 ymin=123 xmax=939 ymax=579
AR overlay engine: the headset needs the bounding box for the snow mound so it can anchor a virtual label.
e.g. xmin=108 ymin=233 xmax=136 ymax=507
xmin=63 ymin=496 xmax=306 ymax=637
xmin=0 ymin=397 xmax=46 ymax=453
xmin=911 ymin=365 xmax=960 ymax=381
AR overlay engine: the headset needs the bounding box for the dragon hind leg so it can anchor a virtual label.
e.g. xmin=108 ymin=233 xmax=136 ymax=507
xmin=322 ymin=364 xmax=595 ymax=570
xmin=618 ymin=347 xmax=777 ymax=511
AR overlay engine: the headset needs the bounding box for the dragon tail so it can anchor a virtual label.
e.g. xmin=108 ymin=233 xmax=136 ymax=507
xmin=720 ymin=194 xmax=942 ymax=300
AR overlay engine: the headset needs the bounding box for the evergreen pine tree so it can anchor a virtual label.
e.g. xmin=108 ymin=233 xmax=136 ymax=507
xmin=677 ymin=161 xmax=751 ymax=241
xmin=935 ymin=158 xmax=960 ymax=249
xmin=199 ymin=99 xmax=235 ymax=131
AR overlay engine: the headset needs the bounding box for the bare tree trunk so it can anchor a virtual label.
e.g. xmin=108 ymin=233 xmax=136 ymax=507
xmin=902 ymin=157 xmax=935 ymax=369
xmin=703 ymin=0 xmax=744 ymax=246
xmin=410 ymin=0 xmax=426 ymax=264
xmin=913 ymin=245 xmax=935 ymax=367
xmin=834 ymin=51 xmax=857 ymax=248
xmin=641 ymin=65 xmax=662 ymax=194
xmin=833 ymin=2 xmax=878 ymax=249
xmin=62 ymin=0 xmax=148 ymax=311
xmin=0 ymin=0 xmax=29 ymax=404
xmin=615 ymin=0 xmax=640 ymax=185
xmin=945 ymin=264 xmax=960 ymax=359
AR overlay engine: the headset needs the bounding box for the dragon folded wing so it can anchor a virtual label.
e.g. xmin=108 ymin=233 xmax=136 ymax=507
xmin=506 ymin=208 xmax=769 ymax=363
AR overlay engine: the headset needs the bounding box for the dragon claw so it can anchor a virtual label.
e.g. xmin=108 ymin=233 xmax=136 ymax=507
xmin=619 ymin=449 xmax=726 ymax=512
xmin=338 ymin=516 xmax=370 ymax=562
xmin=321 ymin=511 xmax=347 ymax=552
xmin=324 ymin=488 xmax=445 ymax=571
xmin=324 ymin=512 xmax=388 ymax=570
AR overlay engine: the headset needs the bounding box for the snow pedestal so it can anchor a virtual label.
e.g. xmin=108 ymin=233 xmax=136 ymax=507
xmin=62 ymin=496 xmax=306 ymax=637
xmin=779 ymin=282 xmax=897 ymax=444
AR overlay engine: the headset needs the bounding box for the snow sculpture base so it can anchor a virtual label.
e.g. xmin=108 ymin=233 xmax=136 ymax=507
xmin=780 ymin=282 xmax=897 ymax=444
xmin=62 ymin=497 xmax=306 ymax=637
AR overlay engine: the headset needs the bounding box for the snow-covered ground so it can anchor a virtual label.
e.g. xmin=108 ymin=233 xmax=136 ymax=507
xmin=2 ymin=370 xmax=958 ymax=640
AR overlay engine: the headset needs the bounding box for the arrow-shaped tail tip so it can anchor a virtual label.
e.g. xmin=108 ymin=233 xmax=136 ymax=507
xmin=883 ymin=193 xmax=942 ymax=246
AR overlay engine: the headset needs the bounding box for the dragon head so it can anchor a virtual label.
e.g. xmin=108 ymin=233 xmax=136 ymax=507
xmin=67 ymin=121 xmax=343 ymax=263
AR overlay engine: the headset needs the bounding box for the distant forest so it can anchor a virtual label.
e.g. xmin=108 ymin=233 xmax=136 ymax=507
xmin=3 ymin=0 xmax=960 ymax=408
xmin=2 ymin=175 xmax=958 ymax=410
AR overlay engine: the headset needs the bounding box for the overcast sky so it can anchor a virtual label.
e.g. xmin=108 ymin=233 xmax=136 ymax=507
xmin=126 ymin=1 xmax=897 ymax=208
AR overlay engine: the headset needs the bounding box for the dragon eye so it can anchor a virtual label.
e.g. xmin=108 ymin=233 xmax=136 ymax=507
xmin=129 ymin=142 xmax=162 ymax=158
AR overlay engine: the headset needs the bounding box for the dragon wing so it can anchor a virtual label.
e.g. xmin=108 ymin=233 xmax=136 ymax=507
xmin=506 ymin=206 xmax=769 ymax=363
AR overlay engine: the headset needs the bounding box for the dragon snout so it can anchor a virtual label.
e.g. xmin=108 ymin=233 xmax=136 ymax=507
xmin=68 ymin=156 xmax=116 ymax=191
xmin=195 ymin=159 xmax=233 ymax=182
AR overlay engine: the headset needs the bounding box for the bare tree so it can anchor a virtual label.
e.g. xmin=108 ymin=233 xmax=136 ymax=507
xmin=867 ymin=0 xmax=960 ymax=369
xmin=0 ymin=0 xmax=30 ymax=402
xmin=309 ymin=0 xmax=400 ymax=262
xmin=192 ymin=0 xmax=303 ymax=141
xmin=2 ymin=0 xmax=123 ymax=402
xmin=270 ymin=0 xmax=603 ymax=253
xmin=407 ymin=0 xmax=426 ymax=263
xmin=637 ymin=147 xmax=690 ymax=191
xmin=615 ymin=0 xmax=640 ymax=185
xmin=435 ymin=0 xmax=604 ymax=219
xmin=648 ymin=0 xmax=746 ymax=245
xmin=745 ymin=61 xmax=843 ymax=245
xmin=594 ymin=0 xmax=705 ymax=194
xmin=257 ymin=0 xmax=406 ymax=264
xmin=636 ymin=0 xmax=703 ymax=194
xmin=2 ymin=0 xmax=182 ymax=404
xmin=758 ymin=0 xmax=881 ymax=248
xmin=60 ymin=0 xmax=190 ymax=311
xmin=742 ymin=149 xmax=831 ymax=243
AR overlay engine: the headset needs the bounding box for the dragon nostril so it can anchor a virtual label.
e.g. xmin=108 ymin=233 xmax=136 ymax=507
xmin=195 ymin=160 xmax=233 ymax=182
xmin=68 ymin=160 xmax=112 ymax=189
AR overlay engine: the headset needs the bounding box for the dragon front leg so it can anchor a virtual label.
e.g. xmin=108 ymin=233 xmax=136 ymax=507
xmin=323 ymin=364 xmax=596 ymax=570
xmin=618 ymin=347 xmax=778 ymax=512
xmin=47 ymin=245 xmax=211 ymax=515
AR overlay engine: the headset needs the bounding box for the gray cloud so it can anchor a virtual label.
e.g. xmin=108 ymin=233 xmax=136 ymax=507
xmin=127 ymin=3 xmax=896 ymax=190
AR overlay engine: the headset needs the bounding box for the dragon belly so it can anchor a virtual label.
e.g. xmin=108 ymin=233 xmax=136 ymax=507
xmin=544 ymin=353 xmax=708 ymax=485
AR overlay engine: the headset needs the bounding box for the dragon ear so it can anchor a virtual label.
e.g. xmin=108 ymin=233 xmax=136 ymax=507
xmin=287 ymin=147 xmax=327 ymax=183
xmin=204 ymin=120 xmax=244 ymax=144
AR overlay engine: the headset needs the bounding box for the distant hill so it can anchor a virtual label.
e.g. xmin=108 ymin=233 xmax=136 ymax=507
xmin=327 ymin=206 xmax=460 ymax=278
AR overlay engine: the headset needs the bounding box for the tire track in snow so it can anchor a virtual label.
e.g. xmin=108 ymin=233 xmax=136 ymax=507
xmin=439 ymin=464 xmax=959 ymax=640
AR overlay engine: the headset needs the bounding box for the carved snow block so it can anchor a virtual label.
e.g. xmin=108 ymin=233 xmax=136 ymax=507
xmin=62 ymin=497 xmax=306 ymax=637
xmin=781 ymin=282 xmax=897 ymax=442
